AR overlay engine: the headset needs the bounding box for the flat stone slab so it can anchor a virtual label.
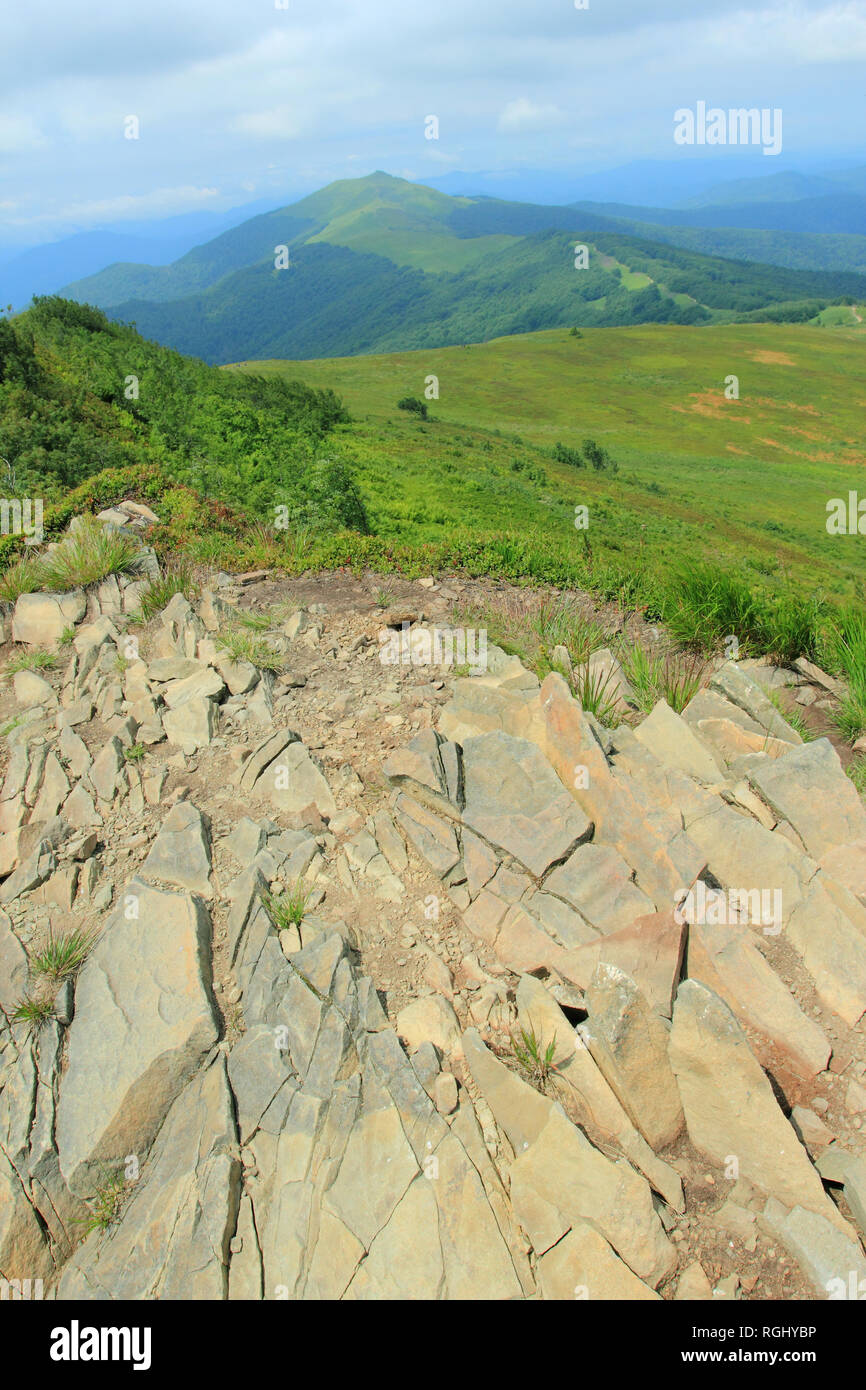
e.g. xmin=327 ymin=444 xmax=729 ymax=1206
xmin=461 ymin=731 xmax=592 ymax=877
xmin=140 ymin=801 xmax=213 ymax=899
xmin=545 ymin=842 xmax=654 ymax=935
xmin=748 ymin=738 xmax=866 ymax=860
xmin=56 ymin=877 xmax=219 ymax=1197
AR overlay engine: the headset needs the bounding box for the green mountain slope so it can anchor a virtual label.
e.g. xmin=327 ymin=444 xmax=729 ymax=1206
xmin=61 ymin=173 xmax=866 ymax=364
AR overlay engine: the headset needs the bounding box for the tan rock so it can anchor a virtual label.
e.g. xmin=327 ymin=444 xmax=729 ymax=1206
xmin=584 ymin=961 xmax=684 ymax=1151
xmin=669 ymin=980 xmax=850 ymax=1233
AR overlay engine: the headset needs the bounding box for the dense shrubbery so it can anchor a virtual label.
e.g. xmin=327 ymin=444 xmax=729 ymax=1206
xmin=0 ymin=297 xmax=364 ymax=531
xmin=552 ymin=438 xmax=618 ymax=473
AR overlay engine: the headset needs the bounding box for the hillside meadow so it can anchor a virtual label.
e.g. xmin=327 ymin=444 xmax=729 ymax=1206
xmin=229 ymin=319 xmax=866 ymax=604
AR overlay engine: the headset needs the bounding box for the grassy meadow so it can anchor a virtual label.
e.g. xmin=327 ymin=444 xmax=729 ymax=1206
xmin=229 ymin=318 xmax=866 ymax=605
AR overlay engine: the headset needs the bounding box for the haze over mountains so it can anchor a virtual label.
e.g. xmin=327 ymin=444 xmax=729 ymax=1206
xmin=30 ymin=168 xmax=864 ymax=365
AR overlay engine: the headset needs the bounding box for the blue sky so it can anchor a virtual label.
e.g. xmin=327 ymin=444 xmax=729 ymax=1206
xmin=1 ymin=0 xmax=864 ymax=239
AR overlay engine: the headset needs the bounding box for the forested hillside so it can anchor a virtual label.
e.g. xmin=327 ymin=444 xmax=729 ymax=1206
xmin=58 ymin=175 xmax=866 ymax=364
xmin=0 ymin=296 xmax=363 ymax=528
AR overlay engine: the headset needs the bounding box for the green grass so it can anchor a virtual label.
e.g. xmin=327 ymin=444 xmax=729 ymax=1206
xmin=217 ymin=626 xmax=284 ymax=672
xmin=619 ymin=643 xmax=706 ymax=714
xmin=37 ymin=516 xmax=145 ymax=591
xmin=509 ymin=1021 xmax=558 ymax=1091
xmin=31 ymin=926 xmax=96 ymax=982
xmin=76 ymin=1168 xmax=127 ymax=1237
xmin=237 ymin=320 xmax=866 ymax=609
xmin=123 ymin=743 xmax=146 ymax=762
xmin=10 ymin=995 xmax=54 ymax=1033
xmin=764 ymin=687 xmax=814 ymax=742
xmin=262 ymin=880 xmax=312 ymax=934
xmin=571 ymin=659 xmax=624 ymax=728
xmin=848 ymin=755 xmax=866 ymax=797
xmin=5 ymin=648 xmax=57 ymax=674
xmin=138 ymin=561 xmax=197 ymax=622
xmin=824 ymin=607 xmax=866 ymax=742
xmin=0 ymin=552 xmax=43 ymax=606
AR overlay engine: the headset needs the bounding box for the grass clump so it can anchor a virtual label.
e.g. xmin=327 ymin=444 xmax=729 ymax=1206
xmin=138 ymin=560 xmax=198 ymax=622
xmin=764 ymin=687 xmax=814 ymax=742
xmin=824 ymin=607 xmax=866 ymax=743
xmin=509 ymin=1021 xmax=557 ymax=1091
xmin=663 ymin=562 xmax=822 ymax=663
xmin=847 ymin=755 xmax=866 ymax=797
xmin=571 ymin=659 xmax=623 ymax=727
xmin=0 ymin=553 xmax=42 ymax=607
xmin=262 ymin=879 xmax=312 ymax=932
xmin=38 ymin=516 xmax=145 ymax=591
xmin=10 ymin=995 xmax=55 ymax=1033
xmin=76 ymin=1168 xmax=127 ymax=1237
xmin=619 ymin=642 xmax=705 ymax=715
xmin=5 ymin=648 xmax=57 ymax=675
xmin=123 ymin=743 xmax=146 ymax=762
xmin=217 ymin=625 xmax=284 ymax=672
xmin=31 ymin=925 xmax=96 ymax=983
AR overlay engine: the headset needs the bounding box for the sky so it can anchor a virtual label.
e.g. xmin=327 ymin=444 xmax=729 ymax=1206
xmin=1 ymin=0 xmax=865 ymax=241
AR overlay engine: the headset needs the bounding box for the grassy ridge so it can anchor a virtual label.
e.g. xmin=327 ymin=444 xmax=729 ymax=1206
xmin=230 ymin=319 xmax=866 ymax=603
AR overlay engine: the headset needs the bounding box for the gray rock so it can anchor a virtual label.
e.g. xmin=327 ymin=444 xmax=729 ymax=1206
xmin=56 ymin=877 xmax=219 ymax=1198
xmin=461 ymin=731 xmax=592 ymax=877
xmin=12 ymin=590 xmax=86 ymax=646
xmin=140 ymin=801 xmax=212 ymax=899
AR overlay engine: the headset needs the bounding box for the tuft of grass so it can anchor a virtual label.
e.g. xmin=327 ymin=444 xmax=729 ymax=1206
xmin=824 ymin=607 xmax=866 ymax=743
xmin=234 ymin=610 xmax=271 ymax=631
xmin=0 ymin=713 xmax=26 ymax=737
xmin=58 ymin=625 xmax=76 ymax=646
xmin=217 ymin=625 xmax=284 ymax=672
xmin=5 ymin=648 xmax=57 ymax=674
xmin=38 ymin=516 xmax=146 ymax=591
xmin=262 ymin=879 xmax=312 ymax=933
xmin=620 ymin=642 xmax=705 ymax=714
xmin=664 ymin=561 xmax=823 ymax=663
xmin=31 ymin=925 xmax=96 ymax=983
xmin=572 ymin=658 xmax=622 ymax=727
xmin=123 ymin=742 xmax=146 ymax=762
xmin=76 ymin=1168 xmax=127 ymax=1237
xmin=764 ymin=686 xmax=814 ymax=742
xmin=10 ymin=995 xmax=55 ymax=1033
xmin=663 ymin=562 xmax=762 ymax=656
xmin=0 ymin=552 xmax=43 ymax=607
xmin=138 ymin=560 xmax=198 ymax=622
xmin=532 ymin=595 xmax=605 ymax=667
xmin=509 ymin=1020 xmax=557 ymax=1091
xmin=848 ymin=755 xmax=866 ymax=797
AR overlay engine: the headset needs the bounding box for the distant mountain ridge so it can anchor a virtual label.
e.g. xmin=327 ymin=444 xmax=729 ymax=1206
xmin=54 ymin=172 xmax=866 ymax=364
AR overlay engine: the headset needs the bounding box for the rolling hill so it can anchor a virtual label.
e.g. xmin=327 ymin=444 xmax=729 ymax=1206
xmin=59 ymin=173 xmax=866 ymax=365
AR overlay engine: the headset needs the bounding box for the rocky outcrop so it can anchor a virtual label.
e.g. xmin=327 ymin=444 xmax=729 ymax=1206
xmin=0 ymin=557 xmax=864 ymax=1302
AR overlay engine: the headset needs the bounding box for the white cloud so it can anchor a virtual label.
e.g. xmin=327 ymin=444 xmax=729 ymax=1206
xmin=0 ymin=0 xmax=864 ymax=238
xmin=498 ymin=98 xmax=567 ymax=133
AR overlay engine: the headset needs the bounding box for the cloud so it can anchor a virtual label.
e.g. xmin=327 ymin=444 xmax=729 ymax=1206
xmin=498 ymin=98 xmax=567 ymax=133
xmin=1 ymin=0 xmax=864 ymax=239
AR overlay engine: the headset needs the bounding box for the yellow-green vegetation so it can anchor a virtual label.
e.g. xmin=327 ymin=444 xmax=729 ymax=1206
xmin=233 ymin=319 xmax=866 ymax=606
xmin=10 ymin=995 xmax=55 ymax=1033
xmin=0 ymin=516 xmax=144 ymax=603
xmin=217 ymin=625 xmax=284 ymax=672
xmin=509 ymin=1021 xmax=558 ymax=1091
xmin=5 ymin=647 xmax=57 ymax=675
xmin=76 ymin=1168 xmax=127 ymax=1236
xmin=31 ymin=925 xmax=97 ymax=982
xmin=262 ymin=880 xmax=313 ymax=933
